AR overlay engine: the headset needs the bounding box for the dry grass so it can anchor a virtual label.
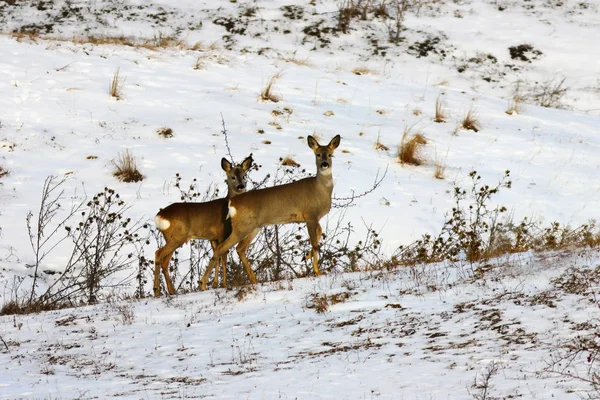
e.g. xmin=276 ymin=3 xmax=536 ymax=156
xmin=11 ymin=32 xmax=207 ymax=51
xmin=193 ymin=51 xmax=227 ymax=70
xmin=259 ymin=73 xmax=282 ymax=102
xmin=413 ymin=108 xmax=422 ymax=116
xmin=112 ymin=150 xmax=144 ymax=183
xmin=280 ymin=53 xmax=313 ymax=67
xmin=433 ymin=151 xmax=447 ymax=180
xmin=352 ymin=66 xmax=376 ymax=75
xmin=0 ymin=165 xmax=8 ymax=179
xmin=434 ymin=96 xmax=446 ymax=123
xmin=461 ymin=108 xmax=481 ymax=132
xmin=398 ymin=129 xmax=427 ymax=165
xmin=156 ymin=127 xmax=174 ymax=138
xmin=505 ymin=91 xmax=524 ymax=115
xmin=281 ymin=157 xmax=300 ymax=167
xmin=109 ymin=68 xmax=125 ymax=100
xmin=374 ymin=135 xmax=389 ymax=151
xmin=323 ymin=110 xmax=335 ymax=117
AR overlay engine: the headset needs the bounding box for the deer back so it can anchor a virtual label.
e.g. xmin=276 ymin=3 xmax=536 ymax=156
xmin=229 ymin=175 xmax=333 ymax=227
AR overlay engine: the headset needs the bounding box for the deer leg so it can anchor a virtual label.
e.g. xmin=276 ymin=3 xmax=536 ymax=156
xmin=210 ymin=241 xmax=220 ymax=288
xmin=306 ymin=221 xmax=323 ymax=276
xmin=235 ymin=228 xmax=260 ymax=284
xmin=200 ymin=225 xmax=254 ymax=291
xmin=221 ymin=253 xmax=228 ymax=288
xmin=155 ymin=243 xmax=179 ymax=296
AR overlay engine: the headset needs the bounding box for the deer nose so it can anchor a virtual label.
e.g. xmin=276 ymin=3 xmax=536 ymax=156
xmin=237 ymin=184 xmax=245 ymax=191
xmin=320 ymin=161 xmax=330 ymax=169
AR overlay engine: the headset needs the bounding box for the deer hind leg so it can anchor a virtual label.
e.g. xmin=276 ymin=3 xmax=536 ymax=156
xmin=154 ymin=242 xmax=179 ymax=296
xmin=235 ymin=228 xmax=260 ymax=284
xmin=200 ymin=224 xmax=254 ymax=291
xmin=306 ymin=221 xmax=323 ymax=276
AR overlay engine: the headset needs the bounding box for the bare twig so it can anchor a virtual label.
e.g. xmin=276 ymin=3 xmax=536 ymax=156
xmin=332 ymin=166 xmax=388 ymax=208
xmin=220 ymin=113 xmax=234 ymax=163
xmin=0 ymin=334 xmax=9 ymax=353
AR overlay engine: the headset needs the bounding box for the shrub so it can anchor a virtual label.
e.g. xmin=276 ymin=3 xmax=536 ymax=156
xmin=394 ymin=170 xmax=600 ymax=267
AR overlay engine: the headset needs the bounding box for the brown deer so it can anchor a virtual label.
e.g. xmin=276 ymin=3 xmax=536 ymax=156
xmin=154 ymin=155 xmax=257 ymax=296
xmin=199 ymin=135 xmax=341 ymax=290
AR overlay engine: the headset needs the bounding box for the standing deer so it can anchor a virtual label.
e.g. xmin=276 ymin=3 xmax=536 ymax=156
xmin=199 ymin=135 xmax=341 ymax=290
xmin=154 ymin=155 xmax=257 ymax=296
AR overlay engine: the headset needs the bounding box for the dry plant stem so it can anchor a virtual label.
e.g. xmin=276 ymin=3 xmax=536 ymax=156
xmin=333 ymin=166 xmax=387 ymax=208
xmin=260 ymin=73 xmax=281 ymax=102
xmin=109 ymin=68 xmax=125 ymax=100
xmin=434 ymin=96 xmax=446 ymax=123
xmin=462 ymin=108 xmax=480 ymax=132
xmin=27 ymin=175 xmax=84 ymax=304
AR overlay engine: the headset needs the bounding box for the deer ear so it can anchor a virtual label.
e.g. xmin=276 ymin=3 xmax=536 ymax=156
xmin=307 ymin=135 xmax=320 ymax=151
xmin=221 ymin=158 xmax=232 ymax=172
xmin=328 ymin=134 xmax=341 ymax=150
xmin=241 ymin=154 xmax=253 ymax=171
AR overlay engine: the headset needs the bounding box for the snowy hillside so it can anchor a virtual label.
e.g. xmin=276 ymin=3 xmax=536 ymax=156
xmin=0 ymin=0 xmax=600 ymax=398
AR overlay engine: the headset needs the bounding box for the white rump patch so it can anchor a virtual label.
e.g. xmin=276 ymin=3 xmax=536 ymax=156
xmin=227 ymin=200 xmax=237 ymax=220
xmin=154 ymin=215 xmax=170 ymax=230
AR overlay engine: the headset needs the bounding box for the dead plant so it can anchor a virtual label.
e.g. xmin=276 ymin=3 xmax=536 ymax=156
xmin=461 ymin=108 xmax=481 ymax=132
xmin=260 ymin=73 xmax=282 ymax=102
xmin=434 ymin=96 xmax=446 ymax=123
xmin=433 ymin=151 xmax=447 ymax=179
xmin=109 ymin=68 xmax=125 ymax=100
xmin=374 ymin=134 xmax=389 ymax=151
xmin=398 ymin=129 xmax=427 ymax=165
xmin=281 ymin=157 xmax=300 ymax=167
xmin=112 ymin=150 xmax=144 ymax=182
xmin=156 ymin=127 xmax=174 ymax=138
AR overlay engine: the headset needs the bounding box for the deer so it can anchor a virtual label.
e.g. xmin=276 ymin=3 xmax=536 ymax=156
xmin=198 ymin=134 xmax=341 ymax=291
xmin=153 ymin=155 xmax=257 ymax=296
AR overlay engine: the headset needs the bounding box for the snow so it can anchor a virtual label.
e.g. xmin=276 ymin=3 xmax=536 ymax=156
xmin=1 ymin=0 xmax=600 ymax=398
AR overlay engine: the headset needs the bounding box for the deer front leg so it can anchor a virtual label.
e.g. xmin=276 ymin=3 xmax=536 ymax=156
xmin=306 ymin=221 xmax=323 ymax=276
xmin=210 ymin=241 xmax=221 ymax=288
xmin=200 ymin=225 xmax=255 ymax=290
xmin=235 ymin=228 xmax=260 ymax=284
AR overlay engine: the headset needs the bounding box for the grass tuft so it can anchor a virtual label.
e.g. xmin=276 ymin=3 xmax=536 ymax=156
xmin=259 ymin=73 xmax=282 ymax=102
xmin=434 ymin=96 xmax=446 ymax=123
xmin=109 ymin=68 xmax=125 ymax=100
xmin=112 ymin=150 xmax=144 ymax=183
xmin=461 ymin=108 xmax=481 ymax=132
xmin=398 ymin=129 xmax=427 ymax=165
xmin=281 ymin=157 xmax=300 ymax=167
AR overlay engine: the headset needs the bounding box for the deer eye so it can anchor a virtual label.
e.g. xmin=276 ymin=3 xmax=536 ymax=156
xmin=232 ymin=177 xmax=237 ymax=181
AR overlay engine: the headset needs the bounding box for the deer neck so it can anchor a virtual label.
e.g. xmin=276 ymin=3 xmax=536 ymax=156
xmin=315 ymin=168 xmax=334 ymax=193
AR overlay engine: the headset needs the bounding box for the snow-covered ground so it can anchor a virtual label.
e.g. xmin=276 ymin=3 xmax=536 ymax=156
xmin=2 ymin=249 xmax=600 ymax=399
xmin=1 ymin=0 xmax=600 ymax=398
